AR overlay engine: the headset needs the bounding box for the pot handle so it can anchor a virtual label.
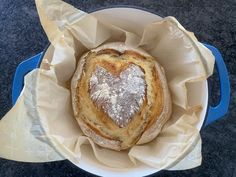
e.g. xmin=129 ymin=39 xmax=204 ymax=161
xmin=204 ymin=44 xmax=230 ymax=126
xmin=12 ymin=52 xmax=43 ymax=105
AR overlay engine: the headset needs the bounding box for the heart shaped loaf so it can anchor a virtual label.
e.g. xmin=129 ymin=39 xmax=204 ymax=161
xmin=71 ymin=42 xmax=172 ymax=150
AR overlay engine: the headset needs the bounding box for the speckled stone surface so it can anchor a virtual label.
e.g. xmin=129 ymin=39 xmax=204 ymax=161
xmin=0 ymin=0 xmax=235 ymax=177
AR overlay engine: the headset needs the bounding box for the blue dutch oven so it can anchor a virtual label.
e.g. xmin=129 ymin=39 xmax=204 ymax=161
xmin=11 ymin=6 xmax=230 ymax=177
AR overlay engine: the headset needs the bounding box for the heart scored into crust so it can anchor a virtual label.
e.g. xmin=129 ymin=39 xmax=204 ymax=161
xmin=71 ymin=42 xmax=172 ymax=150
xmin=89 ymin=64 xmax=146 ymax=128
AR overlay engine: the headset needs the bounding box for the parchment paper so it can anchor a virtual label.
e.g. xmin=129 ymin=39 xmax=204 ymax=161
xmin=0 ymin=0 xmax=214 ymax=172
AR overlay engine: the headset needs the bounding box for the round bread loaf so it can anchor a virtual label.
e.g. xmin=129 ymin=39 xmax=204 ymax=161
xmin=71 ymin=42 xmax=172 ymax=150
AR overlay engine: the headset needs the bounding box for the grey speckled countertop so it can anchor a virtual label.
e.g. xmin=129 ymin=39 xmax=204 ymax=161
xmin=0 ymin=0 xmax=236 ymax=177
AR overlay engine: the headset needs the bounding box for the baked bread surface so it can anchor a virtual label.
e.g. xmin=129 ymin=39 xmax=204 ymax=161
xmin=71 ymin=42 xmax=172 ymax=150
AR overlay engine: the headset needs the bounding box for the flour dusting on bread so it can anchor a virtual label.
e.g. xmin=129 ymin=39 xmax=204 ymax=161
xmin=89 ymin=64 xmax=146 ymax=128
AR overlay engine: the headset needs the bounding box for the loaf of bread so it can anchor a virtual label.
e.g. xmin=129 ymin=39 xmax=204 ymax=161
xmin=71 ymin=42 xmax=172 ymax=150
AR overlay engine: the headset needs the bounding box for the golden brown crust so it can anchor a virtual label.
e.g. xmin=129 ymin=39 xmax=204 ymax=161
xmin=71 ymin=42 xmax=172 ymax=150
xmin=137 ymin=63 xmax=172 ymax=144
